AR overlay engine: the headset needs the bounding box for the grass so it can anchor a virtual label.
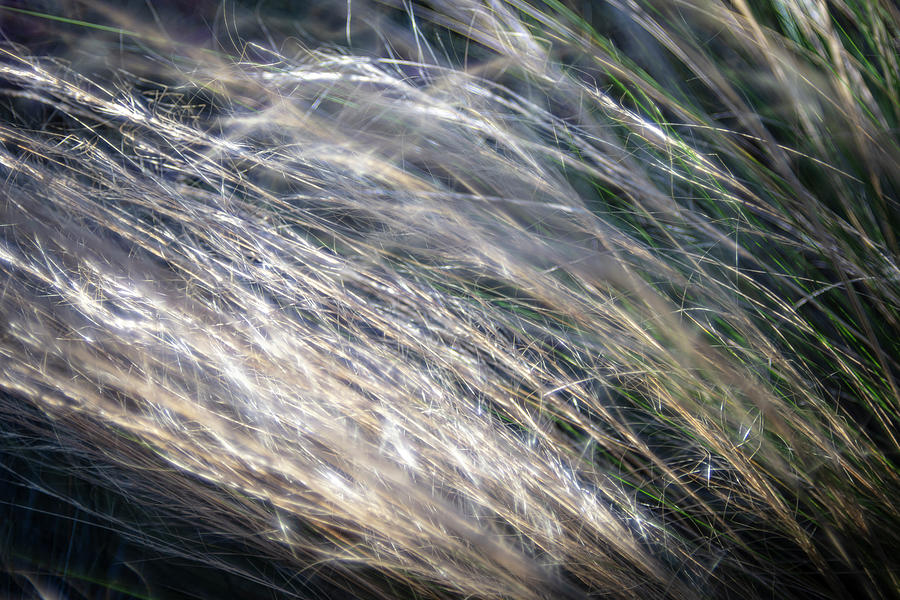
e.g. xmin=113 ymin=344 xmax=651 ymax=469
xmin=0 ymin=0 xmax=898 ymax=599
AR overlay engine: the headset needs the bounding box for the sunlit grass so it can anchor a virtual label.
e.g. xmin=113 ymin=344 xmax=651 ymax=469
xmin=0 ymin=1 xmax=897 ymax=599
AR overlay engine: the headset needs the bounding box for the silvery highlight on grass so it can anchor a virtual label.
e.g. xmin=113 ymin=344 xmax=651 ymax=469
xmin=0 ymin=0 xmax=897 ymax=598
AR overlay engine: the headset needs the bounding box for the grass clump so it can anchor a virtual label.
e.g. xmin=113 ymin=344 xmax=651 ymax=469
xmin=0 ymin=1 xmax=898 ymax=598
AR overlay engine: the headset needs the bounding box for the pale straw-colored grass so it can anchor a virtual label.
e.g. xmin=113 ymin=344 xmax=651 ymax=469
xmin=1 ymin=1 xmax=898 ymax=598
